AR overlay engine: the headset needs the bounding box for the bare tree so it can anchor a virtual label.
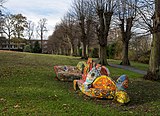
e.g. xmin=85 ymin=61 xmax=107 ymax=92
xmin=48 ymin=24 xmax=70 ymax=55
xmin=144 ymin=0 xmax=160 ymax=80
xmin=91 ymin=0 xmax=116 ymax=65
xmin=47 ymin=34 xmax=56 ymax=54
xmin=2 ymin=14 xmax=15 ymax=50
xmin=0 ymin=0 xmax=7 ymax=37
xmin=136 ymin=0 xmax=154 ymax=36
xmin=61 ymin=12 xmax=78 ymax=56
xmin=26 ymin=20 xmax=34 ymax=45
xmin=125 ymin=0 xmax=154 ymax=63
xmin=116 ymin=0 xmax=137 ymax=65
xmin=0 ymin=10 xmax=4 ymax=37
xmin=36 ymin=18 xmax=47 ymax=53
xmin=71 ymin=0 xmax=94 ymax=59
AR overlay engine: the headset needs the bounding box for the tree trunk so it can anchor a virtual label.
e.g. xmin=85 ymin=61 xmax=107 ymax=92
xmin=100 ymin=45 xmax=108 ymax=65
xmin=41 ymin=31 xmax=43 ymax=53
xmin=144 ymin=0 xmax=160 ymax=80
xmin=144 ymin=31 xmax=160 ymax=80
xmin=8 ymin=36 xmax=11 ymax=50
xmin=121 ymin=41 xmax=130 ymax=65
xmin=76 ymin=46 xmax=78 ymax=56
xmin=70 ymin=44 xmax=75 ymax=56
xmin=70 ymin=44 xmax=73 ymax=56
xmin=81 ymin=41 xmax=88 ymax=59
xmin=82 ymin=41 xmax=87 ymax=59
xmin=79 ymin=16 xmax=88 ymax=59
xmin=77 ymin=40 xmax=81 ymax=56
xmin=97 ymin=10 xmax=107 ymax=65
xmin=29 ymin=37 xmax=31 ymax=45
xmin=120 ymin=18 xmax=133 ymax=66
xmin=86 ymin=44 xmax=89 ymax=57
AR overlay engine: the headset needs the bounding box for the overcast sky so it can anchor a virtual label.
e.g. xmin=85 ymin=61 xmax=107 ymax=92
xmin=4 ymin=0 xmax=72 ymax=39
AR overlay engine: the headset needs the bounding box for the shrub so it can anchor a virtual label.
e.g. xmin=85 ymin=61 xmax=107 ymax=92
xmin=128 ymin=50 xmax=137 ymax=61
xmin=114 ymin=41 xmax=123 ymax=59
xmin=137 ymin=51 xmax=150 ymax=64
xmin=79 ymin=48 xmax=82 ymax=57
xmin=107 ymin=43 xmax=116 ymax=59
xmin=138 ymin=56 xmax=149 ymax=64
xmin=32 ymin=41 xmax=42 ymax=53
xmin=23 ymin=45 xmax=31 ymax=52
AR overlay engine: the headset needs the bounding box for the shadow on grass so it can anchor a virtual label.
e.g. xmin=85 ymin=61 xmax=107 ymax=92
xmin=55 ymin=76 xmax=160 ymax=106
xmin=46 ymin=75 xmax=160 ymax=115
xmin=61 ymin=77 xmax=160 ymax=112
xmin=128 ymin=78 xmax=160 ymax=106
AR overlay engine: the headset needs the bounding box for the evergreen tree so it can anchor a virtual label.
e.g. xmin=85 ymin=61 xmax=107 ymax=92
xmin=32 ymin=41 xmax=42 ymax=53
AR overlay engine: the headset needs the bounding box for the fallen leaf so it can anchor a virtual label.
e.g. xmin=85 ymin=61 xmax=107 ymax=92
xmin=14 ymin=104 xmax=20 ymax=108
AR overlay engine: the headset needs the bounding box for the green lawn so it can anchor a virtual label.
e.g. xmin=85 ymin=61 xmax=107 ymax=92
xmin=108 ymin=59 xmax=149 ymax=71
xmin=0 ymin=51 xmax=160 ymax=115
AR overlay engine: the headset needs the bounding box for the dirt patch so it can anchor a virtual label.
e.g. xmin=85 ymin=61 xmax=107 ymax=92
xmin=0 ymin=50 xmax=17 ymax=53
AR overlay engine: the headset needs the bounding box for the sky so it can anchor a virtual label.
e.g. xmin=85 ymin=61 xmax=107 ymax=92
xmin=4 ymin=0 xmax=72 ymax=39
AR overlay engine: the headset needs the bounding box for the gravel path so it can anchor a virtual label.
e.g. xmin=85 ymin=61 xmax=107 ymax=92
xmin=109 ymin=63 xmax=147 ymax=75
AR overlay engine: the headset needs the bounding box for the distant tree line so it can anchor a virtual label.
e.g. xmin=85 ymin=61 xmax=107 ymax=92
xmin=0 ymin=0 xmax=47 ymax=53
xmin=48 ymin=0 xmax=150 ymax=64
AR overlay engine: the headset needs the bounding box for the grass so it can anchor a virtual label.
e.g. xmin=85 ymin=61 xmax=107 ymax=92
xmin=108 ymin=59 xmax=149 ymax=71
xmin=0 ymin=51 xmax=160 ymax=115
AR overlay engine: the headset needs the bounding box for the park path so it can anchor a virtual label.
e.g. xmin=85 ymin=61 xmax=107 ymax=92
xmin=109 ymin=63 xmax=147 ymax=75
